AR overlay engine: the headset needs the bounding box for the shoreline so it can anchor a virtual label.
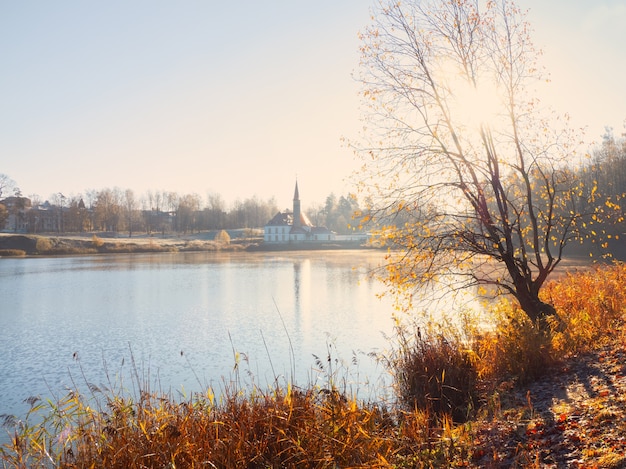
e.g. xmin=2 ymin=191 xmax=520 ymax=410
xmin=0 ymin=232 xmax=247 ymax=256
xmin=0 ymin=232 xmax=375 ymax=257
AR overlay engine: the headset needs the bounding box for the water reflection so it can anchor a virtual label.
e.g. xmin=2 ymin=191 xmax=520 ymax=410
xmin=293 ymin=258 xmax=311 ymax=321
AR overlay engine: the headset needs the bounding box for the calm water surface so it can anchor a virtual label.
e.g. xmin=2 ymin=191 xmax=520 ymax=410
xmin=0 ymin=250 xmax=396 ymax=428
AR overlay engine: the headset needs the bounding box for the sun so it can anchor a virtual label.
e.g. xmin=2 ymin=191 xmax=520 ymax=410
xmin=435 ymin=58 xmax=507 ymax=133
xmin=450 ymin=77 xmax=505 ymax=131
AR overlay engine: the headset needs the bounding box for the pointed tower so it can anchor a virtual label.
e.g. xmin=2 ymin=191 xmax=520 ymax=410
xmin=292 ymin=180 xmax=301 ymax=229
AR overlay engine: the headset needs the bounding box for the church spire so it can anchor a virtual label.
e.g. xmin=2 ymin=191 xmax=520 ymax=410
xmin=293 ymin=180 xmax=301 ymax=229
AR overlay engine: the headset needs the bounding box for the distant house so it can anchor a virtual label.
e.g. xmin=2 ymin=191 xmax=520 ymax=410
xmin=28 ymin=200 xmax=60 ymax=232
xmin=263 ymin=182 xmax=334 ymax=244
xmin=0 ymin=197 xmax=94 ymax=233
xmin=0 ymin=196 xmax=32 ymax=232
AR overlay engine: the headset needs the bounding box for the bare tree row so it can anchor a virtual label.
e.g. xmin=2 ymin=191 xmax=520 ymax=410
xmin=0 ymin=180 xmax=366 ymax=236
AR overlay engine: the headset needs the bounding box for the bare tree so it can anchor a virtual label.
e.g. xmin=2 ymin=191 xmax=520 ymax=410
xmin=50 ymin=192 xmax=67 ymax=233
xmin=65 ymin=195 xmax=89 ymax=232
xmin=204 ymin=192 xmax=226 ymax=230
xmin=356 ymin=0 xmax=620 ymax=326
xmin=93 ymin=188 xmax=123 ymax=232
xmin=143 ymin=190 xmax=167 ymax=234
xmin=175 ymin=193 xmax=201 ymax=234
xmin=0 ymin=174 xmax=16 ymax=200
xmin=123 ymin=189 xmax=138 ymax=237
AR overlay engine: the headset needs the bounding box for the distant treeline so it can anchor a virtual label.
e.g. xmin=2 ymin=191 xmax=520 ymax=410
xmin=0 ymin=180 xmax=367 ymax=236
xmin=579 ymin=130 xmax=626 ymax=254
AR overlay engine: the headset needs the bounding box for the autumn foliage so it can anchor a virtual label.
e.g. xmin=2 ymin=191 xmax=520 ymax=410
xmin=544 ymin=262 xmax=626 ymax=355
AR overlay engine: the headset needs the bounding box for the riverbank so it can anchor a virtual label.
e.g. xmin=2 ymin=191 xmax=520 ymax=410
xmin=0 ymin=232 xmax=374 ymax=256
xmin=0 ymin=232 xmax=251 ymax=256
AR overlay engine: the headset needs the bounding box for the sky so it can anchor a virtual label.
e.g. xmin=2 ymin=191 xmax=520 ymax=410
xmin=1 ymin=1 xmax=625 ymax=209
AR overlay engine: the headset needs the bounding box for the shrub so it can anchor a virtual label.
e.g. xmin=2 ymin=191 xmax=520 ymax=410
xmin=385 ymin=320 xmax=478 ymax=422
xmin=34 ymin=237 xmax=53 ymax=253
xmin=91 ymin=234 xmax=104 ymax=247
xmin=215 ymin=229 xmax=231 ymax=245
xmin=475 ymin=299 xmax=555 ymax=387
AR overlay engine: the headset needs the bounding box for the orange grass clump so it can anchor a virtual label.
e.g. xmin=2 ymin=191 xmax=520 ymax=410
xmin=473 ymin=300 xmax=556 ymax=386
xmin=542 ymin=262 xmax=626 ymax=355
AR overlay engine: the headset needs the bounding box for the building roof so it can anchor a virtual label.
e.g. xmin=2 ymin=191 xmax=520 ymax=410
xmin=298 ymin=212 xmax=312 ymax=227
xmin=266 ymin=210 xmax=314 ymax=228
xmin=264 ymin=181 xmax=313 ymax=229
xmin=266 ymin=211 xmax=293 ymax=226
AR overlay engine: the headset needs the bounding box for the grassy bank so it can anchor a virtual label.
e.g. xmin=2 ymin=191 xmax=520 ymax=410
xmin=0 ymin=232 xmax=250 ymax=256
xmin=2 ymin=263 xmax=626 ymax=467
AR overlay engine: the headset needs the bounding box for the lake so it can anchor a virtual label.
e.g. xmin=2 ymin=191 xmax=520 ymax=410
xmin=0 ymin=250 xmax=397 ymax=434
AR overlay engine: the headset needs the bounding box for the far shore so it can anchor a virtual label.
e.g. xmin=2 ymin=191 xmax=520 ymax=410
xmin=0 ymin=231 xmax=376 ymax=257
xmin=0 ymin=232 xmax=603 ymax=280
xmin=0 ymin=231 xmax=252 ymax=256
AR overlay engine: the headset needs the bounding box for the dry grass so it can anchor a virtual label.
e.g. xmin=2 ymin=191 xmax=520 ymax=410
xmin=2 ymin=262 xmax=626 ymax=468
xmin=91 ymin=234 xmax=104 ymax=247
xmin=34 ymin=237 xmax=53 ymax=253
xmin=0 ymin=249 xmax=26 ymax=257
xmin=1 ymin=383 xmax=402 ymax=468
xmin=473 ymin=301 xmax=556 ymax=386
xmin=382 ymin=320 xmax=479 ymax=423
xmin=543 ymin=262 xmax=626 ymax=355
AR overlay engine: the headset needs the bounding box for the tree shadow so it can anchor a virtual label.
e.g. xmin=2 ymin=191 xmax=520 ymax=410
xmin=515 ymin=346 xmax=626 ymax=466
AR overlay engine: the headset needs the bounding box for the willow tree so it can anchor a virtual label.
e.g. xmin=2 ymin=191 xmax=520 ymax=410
xmin=356 ymin=0 xmax=619 ymax=325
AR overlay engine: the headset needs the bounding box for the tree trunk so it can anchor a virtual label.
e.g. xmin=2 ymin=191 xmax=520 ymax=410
xmin=514 ymin=283 xmax=562 ymax=331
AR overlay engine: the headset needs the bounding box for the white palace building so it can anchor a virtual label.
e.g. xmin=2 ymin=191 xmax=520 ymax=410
xmin=263 ymin=181 xmax=334 ymax=244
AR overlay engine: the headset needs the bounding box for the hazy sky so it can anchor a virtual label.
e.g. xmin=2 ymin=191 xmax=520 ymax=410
xmin=1 ymin=1 xmax=625 ymax=209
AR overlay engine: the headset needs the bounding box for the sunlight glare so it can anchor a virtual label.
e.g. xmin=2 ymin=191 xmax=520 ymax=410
xmin=434 ymin=57 xmax=506 ymax=133
xmin=450 ymin=76 xmax=504 ymax=131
